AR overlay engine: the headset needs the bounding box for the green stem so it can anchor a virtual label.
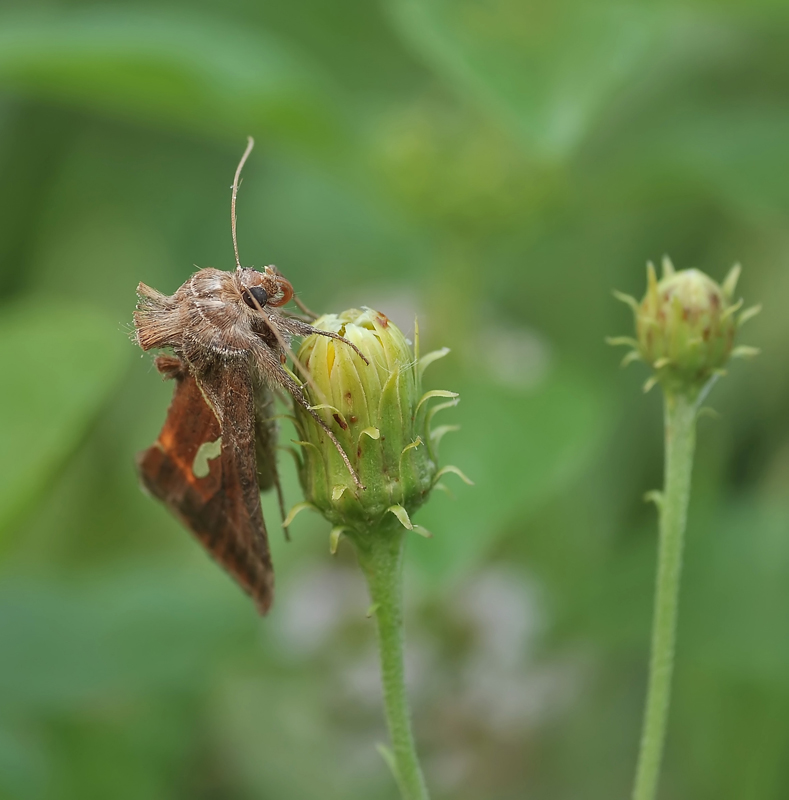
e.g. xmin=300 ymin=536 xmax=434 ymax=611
xmin=632 ymin=391 xmax=698 ymax=800
xmin=353 ymin=528 xmax=430 ymax=800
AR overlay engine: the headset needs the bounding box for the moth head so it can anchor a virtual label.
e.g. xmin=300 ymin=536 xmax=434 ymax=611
xmin=235 ymin=265 xmax=294 ymax=312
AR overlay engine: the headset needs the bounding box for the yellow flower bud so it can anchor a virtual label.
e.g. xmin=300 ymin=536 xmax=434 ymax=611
xmin=290 ymin=308 xmax=463 ymax=540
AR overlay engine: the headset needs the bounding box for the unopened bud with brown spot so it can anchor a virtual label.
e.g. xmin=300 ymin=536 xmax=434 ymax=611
xmin=609 ymin=258 xmax=761 ymax=397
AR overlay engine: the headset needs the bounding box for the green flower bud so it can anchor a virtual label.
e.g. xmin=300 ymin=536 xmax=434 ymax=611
xmin=610 ymin=258 xmax=761 ymax=397
xmin=288 ymin=308 xmax=467 ymax=544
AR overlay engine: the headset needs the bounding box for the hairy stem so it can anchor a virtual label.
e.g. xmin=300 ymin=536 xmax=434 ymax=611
xmin=353 ymin=529 xmax=430 ymax=800
xmin=632 ymin=391 xmax=698 ymax=800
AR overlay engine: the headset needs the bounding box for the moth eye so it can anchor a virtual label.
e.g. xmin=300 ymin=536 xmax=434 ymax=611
xmin=242 ymin=286 xmax=269 ymax=310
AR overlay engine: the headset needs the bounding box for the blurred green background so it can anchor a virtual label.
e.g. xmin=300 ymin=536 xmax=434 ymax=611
xmin=0 ymin=1 xmax=787 ymax=798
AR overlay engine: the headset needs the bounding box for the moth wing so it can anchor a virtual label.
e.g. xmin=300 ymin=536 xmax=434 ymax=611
xmin=137 ymin=356 xmax=274 ymax=613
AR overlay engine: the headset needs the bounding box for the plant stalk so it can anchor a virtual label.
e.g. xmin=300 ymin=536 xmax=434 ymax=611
xmin=353 ymin=528 xmax=430 ymax=800
xmin=632 ymin=391 xmax=698 ymax=800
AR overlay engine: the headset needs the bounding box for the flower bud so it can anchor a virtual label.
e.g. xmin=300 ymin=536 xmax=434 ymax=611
xmin=288 ymin=308 xmax=467 ymax=543
xmin=610 ymin=259 xmax=761 ymax=397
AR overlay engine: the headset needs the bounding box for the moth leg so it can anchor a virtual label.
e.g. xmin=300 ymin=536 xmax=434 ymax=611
xmin=265 ymin=383 xmax=302 ymax=533
xmin=258 ymin=443 xmax=288 ymax=539
xmin=254 ymin=388 xmax=289 ymax=537
xmin=276 ymin=317 xmax=370 ymax=365
xmin=273 ymin=468 xmax=287 ymax=531
xmin=153 ymin=354 xmax=188 ymax=380
xmin=253 ymin=342 xmax=365 ymax=491
xmin=294 ymin=389 xmax=365 ymax=491
xmin=281 ymin=309 xmax=314 ymax=324
xmin=292 ymin=295 xmax=318 ymax=320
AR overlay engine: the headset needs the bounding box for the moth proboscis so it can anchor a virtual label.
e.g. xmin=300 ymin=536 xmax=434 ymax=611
xmin=134 ymin=137 xmax=367 ymax=614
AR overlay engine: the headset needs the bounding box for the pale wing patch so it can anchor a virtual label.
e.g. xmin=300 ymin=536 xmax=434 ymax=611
xmin=192 ymin=436 xmax=222 ymax=478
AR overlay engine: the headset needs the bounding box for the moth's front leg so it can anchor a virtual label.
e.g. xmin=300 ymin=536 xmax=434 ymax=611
xmin=276 ymin=316 xmax=370 ymax=365
xmin=291 ymin=295 xmax=319 ymax=321
xmin=252 ymin=341 xmax=365 ymax=490
xmin=153 ymin=354 xmax=188 ymax=381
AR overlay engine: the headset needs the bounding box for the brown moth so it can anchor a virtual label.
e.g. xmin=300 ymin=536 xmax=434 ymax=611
xmin=134 ymin=138 xmax=365 ymax=614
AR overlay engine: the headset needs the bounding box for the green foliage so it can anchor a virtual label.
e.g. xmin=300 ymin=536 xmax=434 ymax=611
xmin=414 ymin=363 xmax=607 ymax=580
xmin=0 ymin=0 xmax=786 ymax=798
xmin=0 ymin=302 xmax=129 ymax=538
xmin=386 ymin=0 xmax=672 ymax=157
xmin=0 ymin=8 xmax=348 ymax=155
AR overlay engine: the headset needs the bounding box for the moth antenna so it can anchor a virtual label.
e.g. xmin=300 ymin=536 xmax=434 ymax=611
xmin=231 ymin=136 xmax=255 ymax=271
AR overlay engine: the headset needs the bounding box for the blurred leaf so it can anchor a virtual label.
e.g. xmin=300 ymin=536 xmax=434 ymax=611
xmin=245 ymin=156 xmax=426 ymax=294
xmin=681 ymin=500 xmax=789 ymax=683
xmin=45 ymin=705 xmax=194 ymax=800
xmin=211 ymin=676 xmax=393 ymax=800
xmin=0 ymin=301 xmax=129 ymax=538
xmin=255 ymin=0 xmax=429 ymax=98
xmin=0 ymin=8 xmax=348 ymax=158
xmin=573 ymin=499 xmax=789 ymax=672
xmin=635 ymin=109 xmax=789 ymax=216
xmin=0 ymin=566 xmax=254 ymax=714
xmin=385 ymin=0 xmax=675 ymax=158
xmin=412 ymin=362 xmax=609 ymax=581
xmin=0 ymin=723 xmax=47 ymax=800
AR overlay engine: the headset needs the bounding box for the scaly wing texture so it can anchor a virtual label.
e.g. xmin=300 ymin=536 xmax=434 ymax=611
xmin=137 ymin=356 xmax=274 ymax=613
